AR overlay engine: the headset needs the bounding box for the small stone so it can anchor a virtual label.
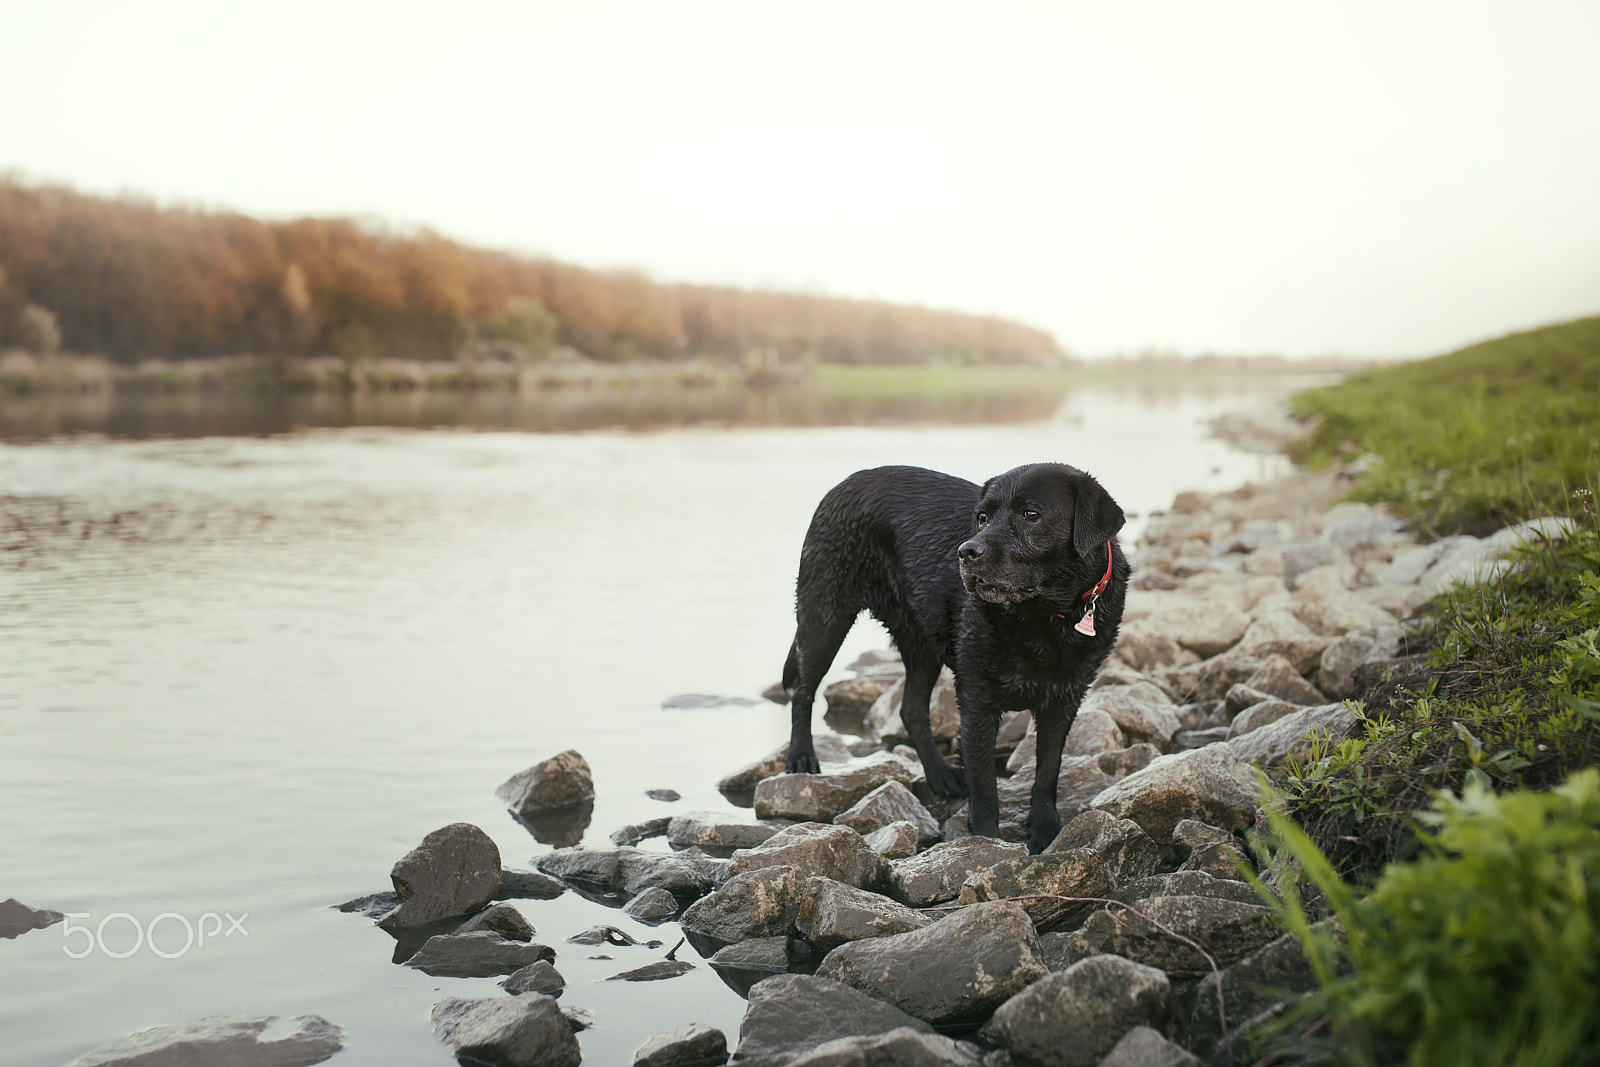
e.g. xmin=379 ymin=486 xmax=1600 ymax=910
xmin=501 ymin=959 xmax=565 ymax=995
xmin=1175 ymin=727 xmax=1231 ymax=749
xmin=457 ymin=903 xmax=534 ymax=941
xmin=404 ymin=931 xmax=556 ymax=978
xmin=957 ymin=850 xmax=1113 ymax=930
xmin=825 ymin=671 xmax=905 ymax=716
xmin=1227 ymin=703 xmax=1358 ymax=769
xmin=567 ymin=924 xmax=645 ymax=946
xmin=623 ymin=887 xmax=680 ymax=922
xmin=632 ymin=1023 xmax=728 ymax=1067
xmin=1063 ymin=708 xmax=1126 ymax=756
xmin=496 ymin=750 xmax=595 ymax=814
xmin=608 ymin=959 xmax=696 ymax=981
xmin=333 ymin=891 xmax=398 ymax=920
xmin=611 ymin=815 xmax=674 ymax=847
xmin=0 ymin=898 xmax=65 ymax=939
xmin=1319 ymin=624 xmax=1405 ymax=699
xmin=430 ymin=995 xmax=580 ymax=1067
xmin=1045 ymin=809 xmax=1160 ymax=883
xmin=1081 ymin=686 xmax=1181 ymax=751
xmin=1227 ymin=698 xmax=1303 ymax=738
xmin=647 ymin=788 xmax=682 ymax=802
xmin=384 ymin=823 xmax=503 ymax=928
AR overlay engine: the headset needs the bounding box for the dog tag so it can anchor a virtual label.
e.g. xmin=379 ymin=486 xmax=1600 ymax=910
xmin=1074 ymin=607 xmax=1096 ymax=637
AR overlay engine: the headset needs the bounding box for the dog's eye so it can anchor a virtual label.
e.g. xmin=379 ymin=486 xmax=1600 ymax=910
xmin=1023 ymin=510 xmax=1041 ymax=523
xmin=976 ymin=512 xmax=988 ymax=526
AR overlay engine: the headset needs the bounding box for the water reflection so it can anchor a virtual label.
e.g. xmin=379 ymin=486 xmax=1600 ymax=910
xmin=510 ymin=801 xmax=595 ymax=849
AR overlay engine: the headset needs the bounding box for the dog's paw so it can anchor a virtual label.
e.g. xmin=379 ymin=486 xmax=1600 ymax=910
xmin=785 ymin=750 xmax=821 ymax=774
xmin=925 ymin=761 xmax=966 ymax=798
xmin=1026 ymin=813 xmax=1063 ymax=855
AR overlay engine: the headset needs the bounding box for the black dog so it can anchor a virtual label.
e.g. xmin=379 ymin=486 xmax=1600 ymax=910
xmin=781 ymin=463 xmax=1128 ymax=854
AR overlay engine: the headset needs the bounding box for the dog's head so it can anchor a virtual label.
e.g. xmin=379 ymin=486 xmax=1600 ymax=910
xmin=957 ymin=462 xmax=1124 ymax=606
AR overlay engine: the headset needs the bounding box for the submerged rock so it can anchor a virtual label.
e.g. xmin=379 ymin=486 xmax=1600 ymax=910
xmin=623 ymin=886 xmax=680 ymax=922
xmin=383 ymin=822 xmax=502 ymax=928
xmin=612 ymin=815 xmax=674 ymax=847
xmin=430 ymin=995 xmax=580 ymax=1067
xmin=668 ymin=812 xmax=781 ymax=852
xmin=64 ymin=1014 xmax=344 ymax=1067
xmin=497 ymin=869 xmax=567 ymax=900
xmin=403 ymin=930 xmax=556 ymax=978
xmin=0 ymin=898 xmax=65 ymax=939
xmin=709 ymin=936 xmax=790 ymax=997
xmin=608 ymin=959 xmax=696 ymax=981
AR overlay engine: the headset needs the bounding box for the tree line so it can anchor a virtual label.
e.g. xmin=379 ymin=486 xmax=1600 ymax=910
xmin=0 ymin=179 xmax=1061 ymax=365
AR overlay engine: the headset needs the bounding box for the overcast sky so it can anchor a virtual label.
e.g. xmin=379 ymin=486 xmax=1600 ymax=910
xmin=2 ymin=1 xmax=1596 ymax=358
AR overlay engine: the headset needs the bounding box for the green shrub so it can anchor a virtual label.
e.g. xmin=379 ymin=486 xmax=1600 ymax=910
xmin=1257 ymin=770 xmax=1600 ymax=1066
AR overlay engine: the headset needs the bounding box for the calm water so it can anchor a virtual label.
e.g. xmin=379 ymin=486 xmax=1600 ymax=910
xmin=0 ymin=378 xmax=1314 ymax=1066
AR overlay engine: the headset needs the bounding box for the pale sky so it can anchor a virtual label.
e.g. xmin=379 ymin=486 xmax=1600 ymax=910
xmin=2 ymin=1 xmax=1596 ymax=358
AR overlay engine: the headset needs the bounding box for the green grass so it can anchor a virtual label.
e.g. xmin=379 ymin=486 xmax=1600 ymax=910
xmin=1290 ymin=317 xmax=1600 ymax=535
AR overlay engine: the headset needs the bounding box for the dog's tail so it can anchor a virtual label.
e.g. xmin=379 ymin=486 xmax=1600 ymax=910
xmin=781 ymin=638 xmax=800 ymax=695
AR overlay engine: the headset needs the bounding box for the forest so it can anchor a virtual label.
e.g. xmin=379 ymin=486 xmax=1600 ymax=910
xmin=0 ymin=179 xmax=1061 ymax=367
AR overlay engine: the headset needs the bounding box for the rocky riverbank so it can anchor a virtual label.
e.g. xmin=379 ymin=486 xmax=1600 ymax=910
xmin=54 ymin=462 xmax=1574 ymax=1067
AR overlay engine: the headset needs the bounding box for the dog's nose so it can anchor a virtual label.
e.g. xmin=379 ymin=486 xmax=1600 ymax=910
xmin=957 ymin=539 xmax=984 ymax=561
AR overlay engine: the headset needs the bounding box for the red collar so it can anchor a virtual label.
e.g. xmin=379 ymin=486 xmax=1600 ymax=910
xmin=1082 ymin=539 xmax=1115 ymax=600
xmin=1054 ymin=540 xmax=1115 ymax=625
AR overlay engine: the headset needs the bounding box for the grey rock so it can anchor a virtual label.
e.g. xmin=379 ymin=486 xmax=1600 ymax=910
xmin=333 ymin=891 xmax=399 ymax=919
xmin=989 ymin=955 xmax=1171 ymax=1067
xmin=1171 ymin=819 xmax=1235 ymax=853
xmin=535 ymin=845 xmax=718 ymax=897
xmin=669 ymin=811 xmax=782 ymax=851
xmin=501 ymin=959 xmax=566 ymax=995
xmin=561 ymin=1005 xmax=595 ymax=1032
xmin=734 ymin=973 xmax=933 ymax=1063
xmin=867 ymin=668 xmax=960 ymax=743
xmin=1038 ymin=930 xmax=1075 ymax=971
xmin=1068 ymin=895 xmax=1281 ymax=976
xmin=496 ymin=869 xmax=566 ymax=900
xmin=1226 ymin=698 xmax=1302 ymax=739
xmin=1317 ymin=503 xmax=1406 ymax=553
xmin=1177 ymin=843 xmax=1252 ymax=881
xmin=1281 ymin=538 xmax=1344 ymax=588
xmin=1294 ymin=592 xmax=1398 ymax=637
xmin=612 ymin=815 xmax=674 ymax=847
xmin=794 ymin=876 xmax=933 ymax=951
xmin=863 ymin=820 xmax=921 ymax=859
xmin=1161 ymin=653 xmax=1267 ymax=704
xmin=1232 ymin=611 xmax=1335 ymax=675
xmin=568 ymin=923 xmax=647 ymax=946
xmin=833 ymin=780 xmax=941 ymax=844
xmin=633 ymin=1023 xmax=729 ymax=1067
xmin=1222 ymin=684 xmax=1275 ymax=716
xmin=430 ymin=995 xmax=580 ymax=1067
xmin=730 ymin=823 xmax=890 ymax=891
xmin=710 ymin=936 xmax=790 ymax=996
xmin=384 ymin=822 xmax=502 ymax=928
xmin=888 ymin=837 xmax=1031 ymax=907
xmin=754 ymin=755 xmax=915 ymax=822
xmin=404 ymin=931 xmax=556 ymax=977
xmin=623 ymin=887 xmax=680 ymax=922
xmin=1174 ymin=727 xmax=1231 ymax=750
xmin=1097 ymin=744 xmax=1160 ymax=778
xmin=1117 ymin=870 xmax=1264 ymax=907
xmin=681 ymin=865 xmax=808 ymax=944
xmin=816 ymin=901 xmax=1047 ymax=1026
xmin=647 ymin=788 xmax=683 ymax=802
xmin=1227 ymin=703 xmax=1359 ymax=769
xmin=957 ymin=850 xmax=1113 ymax=930
xmin=457 ymin=903 xmax=534 ymax=941
xmin=720 ymin=734 xmax=856 ymax=795
xmin=1045 ymin=809 xmax=1160 ymax=883
xmin=1081 ymin=686 xmax=1181 ymax=751
xmin=1137 ymin=596 xmax=1251 ymax=658
xmin=1089 ymin=744 xmax=1260 ymax=850
xmin=663 ymin=693 xmax=761 ymax=709
xmin=786 ymin=1028 xmax=984 ymax=1066
xmin=1098 ymin=1027 xmax=1199 ymax=1067
xmin=1115 ymin=627 xmax=1201 ymax=672
xmin=826 ymin=670 xmax=906 ymax=716
xmin=64 ymin=1015 xmax=343 ymax=1067
xmin=536 ymin=845 xmax=626 ymax=885
xmin=1189 ymin=921 xmax=1337 ymax=1054
xmin=0 ymin=897 xmax=64 ymax=939
xmin=1062 ymin=708 xmax=1126 ymax=756
xmin=609 ymin=959 xmax=697 ymax=981
xmin=496 ymin=749 xmax=595 ymax=814
xmin=1319 ymin=624 xmax=1405 ymax=699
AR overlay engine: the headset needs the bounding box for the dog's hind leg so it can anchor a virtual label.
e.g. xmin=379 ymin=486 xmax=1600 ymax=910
xmin=897 ymin=652 xmax=964 ymax=797
xmin=785 ymin=606 xmax=854 ymax=774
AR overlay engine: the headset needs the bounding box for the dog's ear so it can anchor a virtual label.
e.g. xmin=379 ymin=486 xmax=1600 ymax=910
xmin=1072 ymin=473 xmax=1125 ymax=557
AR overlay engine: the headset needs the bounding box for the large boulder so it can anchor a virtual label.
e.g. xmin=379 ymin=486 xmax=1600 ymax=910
xmin=1227 ymin=703 xmax=1358 ymax=769
xmin=833 ymin=781 xmax=941 ymax=844
xmin=430 ymin=995 xmax=580 ymax=1067
xmin=784 ymin=1028 xmax=983 ymax=1066
xmin=754 ymin=755 xmax=915 ymax=822
xmin=1067 ymin=895 xmax=1281 ymax=976
xmin=384 ymin=823 xmax=502 ymax=928
xmin=1089 ymin=744 xmax=1260 ymax=850
xmin=1115 ymin=625 xmax=1202 ymax=672
xmin=680 ymin=865 xmax=808 ymax=946
xmin=816 ymin=901 xmax=1048 ymax=1027
xmin=64 ymin=1015 xmax=343 ymax=1067
xmin=733 ymin=974 xmax=933 ymax=1063
xmin=888 ymin=837 xmax=1030 ymax=907
xmin=988 ymin=955 xmax=1171 ymax=1067
xmin=729 ymin=823 xmax=890 ymax=891
xmin=957 ymin=850 xmax=1113 ymax=929
xmin=632 ymin=1023 xmax=729 ymax=1067
xmin=496 ymin=750 xmax=595 ymax=814
xmin=793 ymin=876 xmax=932 ymax=951
xmin=1045 ymin=810 xmax=1160 ymax=883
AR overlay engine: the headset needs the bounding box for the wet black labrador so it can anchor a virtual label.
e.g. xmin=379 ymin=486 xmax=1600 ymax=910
xmin=781 ymin=463 xmax=1128 ymax=854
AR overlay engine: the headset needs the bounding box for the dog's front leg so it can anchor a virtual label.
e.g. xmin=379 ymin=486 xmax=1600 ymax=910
xmin=955 ymin=679 xmax=1003 ymax=839
xmin=1027 ymin=701 xmax=1078 ymax=854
